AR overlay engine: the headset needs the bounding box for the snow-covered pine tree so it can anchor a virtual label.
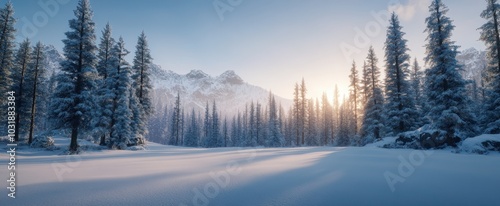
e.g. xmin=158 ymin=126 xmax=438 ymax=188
xmin=349 ymin=61 xmax=361 ymax=135
xmin=222 ymin=117 xmax=228 ymax=147
xmin=27 ymin=42 xmax=46 ymax=144
xmin=94 ymin=23 xmax=115 ymax=145
xmin=50 ymin=0 xmax=98 ymax=153
xmin=306 ymin=99 xmax=319 ymax=146
xmin=211 ymin=101 xmax=221 ymax=147
xmin=11 ymin=39 xmax=32 ymax=142
xmin=184 ymin=108 xmax=199 ymax=147
xmin=0 ymin=2 xmax=16 ymax=117
xmin=293 ymin=83 xmax=300 ymax=146
xmin=332 ymin=84 xmax=340 ymax=141
xmin=108 ymin=37 xmax=134 ymax=149
xmin=424 ymin=0 xmax=477 ymax=145
xmin=132 ymin=31 xmax=153 ymax=138
xmin=410 ymin=58 xmax=424 ymax=114
xmin=170 ymin=92 xmax=181 ymax=145
xmin=321 ymin=92 xmax=332 ymax=145
xmin=267 ymin=92 xmax=284 ymax=147
xmin=361 ymin=46 xmax=385 ymax=143
xmin=384 ymin=13 xmax=419 ymax=135
xmin=300 ymin=79 xmax=307 ymax=145
xmin=479 ymin=0 xmax=500 ymax=133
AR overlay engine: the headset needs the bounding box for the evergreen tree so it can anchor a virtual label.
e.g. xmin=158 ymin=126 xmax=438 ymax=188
xmin=424 ymin=0 xmax=477 ymax=145
xmin=184 ymin=109 xmax=199 ymax=147
xmin=94 ymin=23 xmax=115 ymax=145
xmin=479 ymin=0 xmax=500 ymax=133
xmin=0 ymin=2 xmax=16 ymax=114
xmin=361 ymin=46 xmax=384 ymax=143
xmin=132 ymin=31 xmax=153 ymax=137
xmin=293 ymin=83 xmax=300 ymax=146
xmin=170 ymin=92 xmax=181 ymax=145
xmin=267 ymin=92 xmax=284 ymax=147
xmin=306 ymin=99 xmax=318 ymax=146
xmin=384 ymin=13 xmax=419 ymax=135
xmin=222 ymin=117 xmax=228 ymax=147
xmin=321 ymin=92 xmax=332 ymax=145
xmin=108 ymin=37 xmax=134 ymax=149
xmin=203 ymin=101 xmax=211 ymax=147
xmin=27 ymin=42 xmax=46 ymax=144
xmin=11 ymin=39 xmax=32 ymax=141
xmin=410 ymin=58 xmax=424 ymax=113
xmin=211 ymin=101 xmax=220 ymax=147
xmin=349 ymin=61 xmax=361 ymax=135
xmin=300 ymin=79 xmax=307 ymax=145
xmin=50 ymin=0 xmax=98 ymax=152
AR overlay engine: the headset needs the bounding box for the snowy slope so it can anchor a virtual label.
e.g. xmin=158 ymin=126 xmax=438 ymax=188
xmin=1 ymin=137 xmax=499 ymax=206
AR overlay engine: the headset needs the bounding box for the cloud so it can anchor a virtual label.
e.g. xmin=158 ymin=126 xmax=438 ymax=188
xmin=388 ymin=0 xmax=430 ymax=21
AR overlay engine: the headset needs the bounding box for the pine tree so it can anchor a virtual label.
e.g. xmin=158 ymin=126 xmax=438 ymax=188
xmin=267 ymin=92 xmax=284 ymax=147
xmin=184 ymin=109 xmax=199 ymax=147
xmin=108 ymin=37 xmax=134 ymax=149
xmin=384 ymin=13 xmax=419 ymax=135
xmin=222 ymin=117 xmax=228 ymax=147
xmin=0 ymin=2 xmax=16 ymax=114
xmin=203 ymin=101 xmax=211 ymax=147
xmin=306 ymin=99 xmax=318 ymax=146
xmin=170 ymin=92 xmax=181 ymax=145
xmin=50 ymin=0 xmax=98 ymax=152
xmin=424 ymin=0 xmax=477 ymax=145
xmin=211 ymin=101 xmax=220 ymax=147
xmin=27 ymin=42 xmax=46 ymax=144
xmin=321 ymin=92 xmax=332 ymax=145
xmin=349 ymin=61 xmax=361 ymax=135
xmin=94 ymin=23 xmax=115 ymax=145
xmin=410 ymin=58 xmax=424 ymax=112
xmin=300 ymin=79 xmax=307 ymax=145
xmin=361 ymin=46 xmax=384 ymax=143
xmin=132 ymin=31 xmax=153 ymax=137
xmin=11 ymin=39 xmax=32 ymax=142
xmin=479 ymin=0 xmax=500 ymax=133
xmin=293 ymin=83 xmax=300 ymax=146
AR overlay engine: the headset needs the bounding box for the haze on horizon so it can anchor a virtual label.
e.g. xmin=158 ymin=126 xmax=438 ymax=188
xmin=12 ymin=0 xmax=485 ymax=100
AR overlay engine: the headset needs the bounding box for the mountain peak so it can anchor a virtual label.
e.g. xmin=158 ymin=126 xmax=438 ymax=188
xmin=217 ymin=70 xmax=243 ymax=85
xmin=186 ymin=70 xmax=209 ymax=79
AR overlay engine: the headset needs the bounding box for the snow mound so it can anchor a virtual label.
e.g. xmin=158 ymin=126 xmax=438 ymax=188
xmin=364 ymin=136 xmax=396 ymax=148
xmin=460 ymin=134 xmax=500 ymax=154
xmin=30 ymin=136 xmax=56 ymax=149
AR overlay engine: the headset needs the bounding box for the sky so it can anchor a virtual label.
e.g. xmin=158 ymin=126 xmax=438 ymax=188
xmin=11 ymin=0 xmax=486 ymax=100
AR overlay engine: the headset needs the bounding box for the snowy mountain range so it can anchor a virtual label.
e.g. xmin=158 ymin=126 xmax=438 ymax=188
xmin=42 ymin=45 xmax=292 ymax=117
xmin=456 ymin=47 xmax=487 ymax=83
xmin=149 ymin=64 xmax=292 ymax=116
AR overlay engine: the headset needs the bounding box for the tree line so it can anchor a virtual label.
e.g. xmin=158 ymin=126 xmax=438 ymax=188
xmin=0 ymin=0 xmax=154 ymax=153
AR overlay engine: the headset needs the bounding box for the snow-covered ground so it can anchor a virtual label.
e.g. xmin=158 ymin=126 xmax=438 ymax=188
xmin=1 ymin=137 xmax=499 ymax=206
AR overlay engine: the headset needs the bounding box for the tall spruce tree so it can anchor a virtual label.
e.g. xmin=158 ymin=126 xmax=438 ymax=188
xmin=50 ymin=0 xmax=98 ymax=152
xmin=384 ymin=13 xmax=419 ymax=135
xmin=108 ymin=37 xmax=134 ymax=149
xmin=0 ymin=2 xmax=16 ymax=112
xmin=132 ymin=31 xmax=153 ymax=137
xmin=479 ymin=0 xmax=500 ymax=133
xmin=28 ymin=42 xmax=46 ymax=144
xmin=361 ymin=46 xmax=384 ymax=143
xmin=11 ymin=39 xmax=32 ymax=141
xmin=424 ymin=0 xmax=477 ymax=145
xmin=349 ymin=61 xmax=361 ymax=135
xmin=94 ymin=23 xmax=115 ymax=145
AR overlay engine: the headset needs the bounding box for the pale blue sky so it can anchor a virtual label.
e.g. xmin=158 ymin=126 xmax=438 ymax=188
xmin=11 ymin=0 xmax=485 ymax=100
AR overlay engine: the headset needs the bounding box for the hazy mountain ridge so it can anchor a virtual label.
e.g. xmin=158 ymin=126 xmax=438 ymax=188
xmin=150 ymin=64 xmax=292 ymax=116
